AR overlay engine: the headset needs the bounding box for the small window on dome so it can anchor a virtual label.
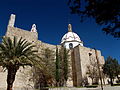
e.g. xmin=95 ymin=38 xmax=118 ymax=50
xmin=69 ymin=43 xmax=73 ymax=49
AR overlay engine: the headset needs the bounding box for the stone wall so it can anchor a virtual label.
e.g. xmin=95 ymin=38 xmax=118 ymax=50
xmin=71 ymin=46 xmax=83 ymax=86
xmin=6 ymin=26 xmax=38 ymax=42
xmin=0 ymin=71 xmax=7 ymax=89
xmin=0 ymin=23 xmax=57 ymax=89
xmin=71 ymin=45 xmax=105 ymax=85
xmin=77 ymin=46 xmax=104 ymax=77
xmin=35 ymin=40 xmax=56 ymax=53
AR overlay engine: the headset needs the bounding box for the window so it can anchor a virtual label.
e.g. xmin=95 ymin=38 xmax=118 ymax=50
xmin=69 ymin=43 xmax=73 ymax=49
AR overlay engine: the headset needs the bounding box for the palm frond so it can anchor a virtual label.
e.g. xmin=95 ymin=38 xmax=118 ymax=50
xmin=0 ymin=36 xmax=40 ymax=68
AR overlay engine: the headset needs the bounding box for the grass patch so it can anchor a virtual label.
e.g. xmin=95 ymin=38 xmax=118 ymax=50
xmin=49 ymin=87 xmax=67 ymax=88
xmin=34 ymin=87 xmax=49 ymax=90
xmin=85 ymin=85 xmax=98 ymax=88
xmin=76 ymin=86 xmax=84 ymax=88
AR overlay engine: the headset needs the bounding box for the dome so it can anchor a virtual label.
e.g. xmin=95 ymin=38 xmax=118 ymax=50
xmin=61 ymin=31 xmax=81 ymax=44
xmin=61 ymin=24 xmax=83 ymax=49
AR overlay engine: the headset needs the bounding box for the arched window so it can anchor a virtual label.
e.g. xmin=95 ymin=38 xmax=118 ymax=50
xmin=69 ymin=43 xmax=73 ymax=49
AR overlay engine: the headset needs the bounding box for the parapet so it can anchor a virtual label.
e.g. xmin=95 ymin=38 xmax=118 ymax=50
xmin=6 ymin=14 xmax=38 ymax=41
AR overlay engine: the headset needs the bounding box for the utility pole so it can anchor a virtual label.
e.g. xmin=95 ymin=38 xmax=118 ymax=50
xmin=95 ymin=49 xmax=103 ymax=90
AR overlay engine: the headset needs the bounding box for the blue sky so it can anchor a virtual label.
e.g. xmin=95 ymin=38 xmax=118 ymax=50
xmin=0 ymin=0 xmax=120 ymax=62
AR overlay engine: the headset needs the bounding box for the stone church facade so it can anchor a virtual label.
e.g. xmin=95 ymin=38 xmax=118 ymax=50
xmin=0 ymin=14 xmax=105 ymax=89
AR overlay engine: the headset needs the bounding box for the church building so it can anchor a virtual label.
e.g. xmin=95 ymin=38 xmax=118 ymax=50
xmin=0 ymin=14 xmax=105 ymax=89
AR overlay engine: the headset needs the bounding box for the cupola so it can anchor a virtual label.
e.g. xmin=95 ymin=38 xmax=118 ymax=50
xmin=61 ymin=24 xmax=83 ymax=49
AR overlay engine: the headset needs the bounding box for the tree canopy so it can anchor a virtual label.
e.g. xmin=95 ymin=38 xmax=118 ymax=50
xmin=0 ymin=36 xmax=39 ymax=90
xmin=33 ymin=48 xmax=55 ymax=89
xmin=68 ymin=0 xmax=120 ymax=37
xmin=103 ymin=56 xmax=120 ymax=86
xmin=55 ymin=46 xmax=69 ymax=86
xmin=55 ymin=46 xmax=60 ymax=86
xmin=86 ymin=57 xmax=99 ymax=85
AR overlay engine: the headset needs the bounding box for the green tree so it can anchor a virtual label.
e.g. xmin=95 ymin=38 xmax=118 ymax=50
xmin=68 ymin=0 xmax=120 ymax=37
xmin=86 ymin=58 xmax=99 ymax=84
xmin=58 ymin=47 xmax=69 ymax=86
xmin=33 ymin=48 xmax=55 ymax=89
xmin=0 ymin=36 xmax=39 ymax=90
xmin=114 ymin=59 xmax=120 ymax=83
xmin=103 ymin=56 xmax=120 ymax=86
xmin=63 ymin=47 xmax=69 ymax=86
xmin=55 ymin=46 xmax=60 ymax=86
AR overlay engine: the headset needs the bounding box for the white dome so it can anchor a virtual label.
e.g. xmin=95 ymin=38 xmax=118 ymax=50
xmin=61 ymin=24 xmax=83 ymax=49
xmin=61 ymin=32 xmax=81 ymax=44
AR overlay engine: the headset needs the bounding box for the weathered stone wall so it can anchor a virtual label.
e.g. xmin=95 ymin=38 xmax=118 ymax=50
xmin=0 ymin=25 xmax=57 ymax=89
xmin=0 ymin=66 xmax=34 ymax=89
xmin=0 ymin=71 xmax=7 ymax=89
xmin=71 ymin=46 xmax=83 ymax=86
xmin=72 ymin=45 xmax=105 ymax=85
xmin=78 ymin=46 xmax=104 ymax=77
xmin=6 ymin=26 xmax=38 ymax=42
xmin=35 ymin=40 xmax=56 ymax=53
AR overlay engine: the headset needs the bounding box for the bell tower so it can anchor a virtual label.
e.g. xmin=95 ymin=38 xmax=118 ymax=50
xmin=31 ymin=24 xmax=37 ymax=32
xmin=8 ymin=14 xmax=16 ymax=27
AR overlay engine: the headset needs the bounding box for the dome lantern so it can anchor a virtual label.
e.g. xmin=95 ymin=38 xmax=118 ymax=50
xmin=68 ymin=24 xmax=72 ymax=32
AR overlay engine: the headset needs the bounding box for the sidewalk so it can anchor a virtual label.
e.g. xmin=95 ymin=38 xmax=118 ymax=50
xmin=0 ymin=86 xmax=120 ymax=90
xmin=49 ymin=86 xmax=120 ymax=90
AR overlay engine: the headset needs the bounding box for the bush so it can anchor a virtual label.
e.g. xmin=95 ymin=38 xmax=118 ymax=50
xmin=113 ymin=83 xmax=120 ymax=86
xmin=85 ymin=85 xmax=98 ymax=88
xmin=116 ymin=80 xmax=120 ymax=84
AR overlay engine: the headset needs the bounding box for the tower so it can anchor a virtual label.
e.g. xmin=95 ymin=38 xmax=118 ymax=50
xmin=6 ymin=14 xmax=38 ymax=42
xmin=8 ymin=14 xmax=16 ymax=27
xmin=61 ymin=24 xmax=84 ymax=86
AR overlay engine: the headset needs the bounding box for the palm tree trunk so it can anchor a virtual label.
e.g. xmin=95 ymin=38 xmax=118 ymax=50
xmin=7 ymin=67 xmax=18 ymax=90
xmin=7 ymin=84 xmax=12 ymax=90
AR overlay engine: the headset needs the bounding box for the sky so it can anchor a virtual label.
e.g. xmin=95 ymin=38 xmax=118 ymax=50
xmin=0 ymin=0 xmax=120 ymax=62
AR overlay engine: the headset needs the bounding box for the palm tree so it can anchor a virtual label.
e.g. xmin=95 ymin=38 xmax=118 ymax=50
xmin=0 ymin=36 xmax=39 ymax=90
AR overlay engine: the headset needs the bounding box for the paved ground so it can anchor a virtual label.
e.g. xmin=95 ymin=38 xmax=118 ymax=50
xmin=0 ymin=86 xmax=120 ymax=90
xmin=103 ymin=86 xmax=120 ymax=90
xmin=49 ymin=86 xmax=120 ymax=90
xmin=49 ymin=87 xmax=99 ymax=90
